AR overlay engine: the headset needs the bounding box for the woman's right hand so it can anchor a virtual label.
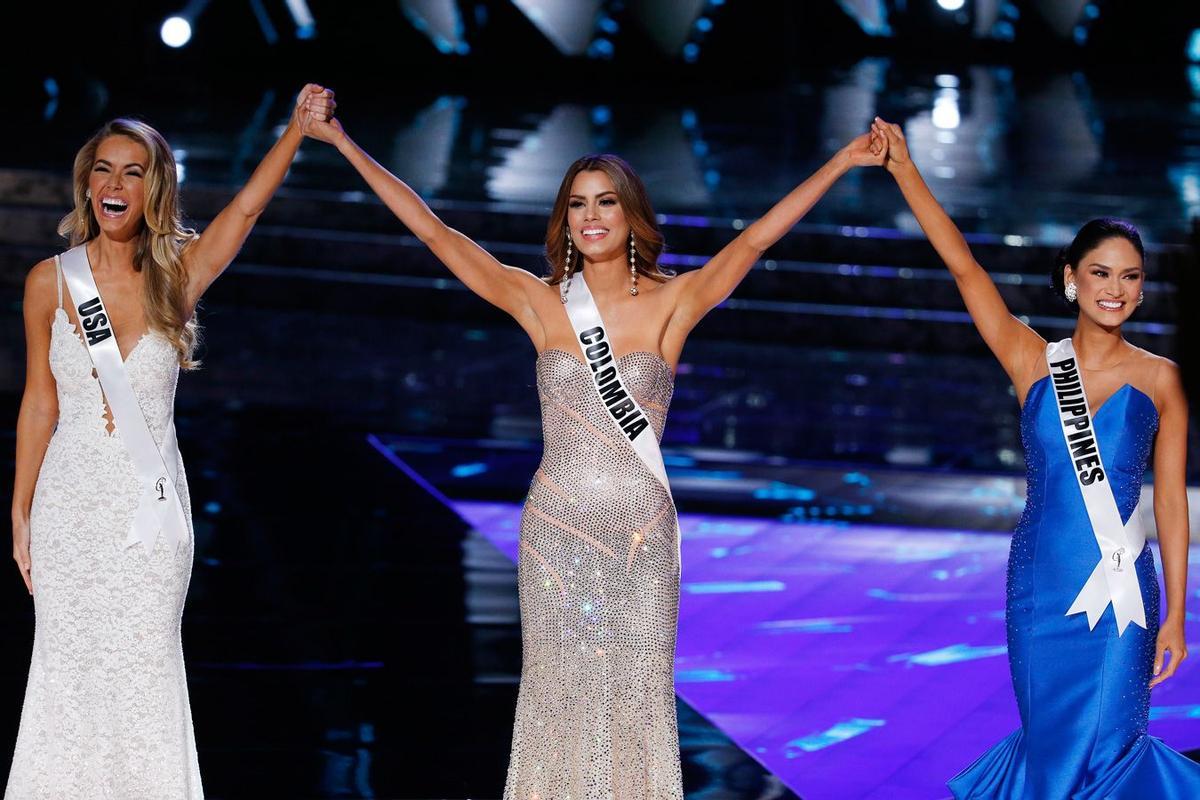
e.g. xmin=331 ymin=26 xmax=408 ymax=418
xmin=872 ymin=117 xmax=913 ymax=176
xmin=12 ymin=518 xmax=31 ymax=595
xmin=303 ymin=114 xmax=346 ymax=147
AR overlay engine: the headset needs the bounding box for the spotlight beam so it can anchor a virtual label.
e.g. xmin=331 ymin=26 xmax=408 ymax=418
xmin=284 ymin=0 xmax=316 ymax=39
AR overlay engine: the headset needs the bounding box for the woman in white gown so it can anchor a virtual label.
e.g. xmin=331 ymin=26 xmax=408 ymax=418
xmin=7 ymin=85 xmax=334 ymax=799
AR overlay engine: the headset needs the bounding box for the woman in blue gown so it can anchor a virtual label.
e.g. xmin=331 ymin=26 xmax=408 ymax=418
xmin=871 ymin=118 xmax=1199 ymax=798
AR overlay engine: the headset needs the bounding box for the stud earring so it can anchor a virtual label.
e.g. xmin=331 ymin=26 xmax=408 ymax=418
xmin=1137 ymin=291 xmax=1144 ymax=307
xmin=1064 ymin=281 xmax=1078 ymax=302
xmin=629 ymin=232 xmax=639 ymax=296
xmin=85 ymin=189 xmax=91 ymax=199
xmin=560 ymin=229 xmax=574 ymax=304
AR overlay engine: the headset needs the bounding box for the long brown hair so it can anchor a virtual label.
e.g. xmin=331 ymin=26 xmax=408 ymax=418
xmin=58 ymin=118 xmax=201 ymax=368
xmin=544 ymin=154 xmax=673 ymax=286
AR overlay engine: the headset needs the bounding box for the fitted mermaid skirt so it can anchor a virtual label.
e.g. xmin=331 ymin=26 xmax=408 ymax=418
xmin=503 ymin=350 xmax=683 ymax=800
xmin=6 ymin=309 xmax=202 ymax=799
xmin=949 ymin=378 xmax=1200 ymax=799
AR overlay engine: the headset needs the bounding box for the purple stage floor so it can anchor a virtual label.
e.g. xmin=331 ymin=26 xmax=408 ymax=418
xmin=452 ymin=501 xmax=1200 ymax=800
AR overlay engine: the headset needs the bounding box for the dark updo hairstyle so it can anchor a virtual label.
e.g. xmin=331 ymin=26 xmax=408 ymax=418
xmin=1050 ymin=217 xmax=1145 ymax=307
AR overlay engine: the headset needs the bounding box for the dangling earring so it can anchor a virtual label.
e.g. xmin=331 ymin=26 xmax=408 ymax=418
xmin=85 ymin=189 xmax=92 ymax=199
xmin=1064 ymin=281 xmax=1077 ymax=302
xmin=628 ymin=232 xmax=639 ymax=296
xmin=1137 ymin=291 xmax=1144 ymax=307
xmin=560 ymin=229 xmax=574 ymax=304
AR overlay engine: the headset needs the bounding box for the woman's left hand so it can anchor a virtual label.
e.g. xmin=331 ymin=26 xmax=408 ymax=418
xmin=1151 ymin=618 xmax=1188 ymax=689
xmin=291 ymin=83 xmax=337 ymax=134
xmin=841 ymin=131 xmax=888 ymax=169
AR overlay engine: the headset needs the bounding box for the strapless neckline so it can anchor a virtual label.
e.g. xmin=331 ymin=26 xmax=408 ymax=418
xmin=1024 ymin=375 xmax=1157 ymax=423
xmin=536 ymin=347 xmax=674 ymax=374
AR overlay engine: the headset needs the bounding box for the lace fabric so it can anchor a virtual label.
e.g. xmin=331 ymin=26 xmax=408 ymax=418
xmin=6 ymin=302 xmax=202 ymax=799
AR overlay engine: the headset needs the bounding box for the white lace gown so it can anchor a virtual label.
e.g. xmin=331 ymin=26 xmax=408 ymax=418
xmin=6 ymin=265 xmax=202 ymax=799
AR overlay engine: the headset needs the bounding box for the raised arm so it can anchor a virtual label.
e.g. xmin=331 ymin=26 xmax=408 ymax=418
xmin=182 ymin=84 xmax=335 ymax=307
xmin=669 ymin=134 xmax=884 ymax=332
xmin=303 ymin=115 xmax=541 ymax=339
xmin=873 ymin=118 xmax=1044 ymax=391
xmin=11 ymin=260 xmax=60 ymax=595
xmin=1149 ymin=359 xmax=1190 ymax=688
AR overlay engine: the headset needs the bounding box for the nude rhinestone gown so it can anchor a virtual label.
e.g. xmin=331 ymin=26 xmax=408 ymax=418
xmin=503 ymin=348 xmax=683 ymax=800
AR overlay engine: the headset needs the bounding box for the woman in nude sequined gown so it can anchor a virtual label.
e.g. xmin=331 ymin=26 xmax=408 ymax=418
xmin=306 ymin=111 xmax=885 ymax=798
xmin=8 ymin=87 xmax=334 ymax=798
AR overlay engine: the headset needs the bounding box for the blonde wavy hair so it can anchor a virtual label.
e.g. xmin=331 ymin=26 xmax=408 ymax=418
xmin=58 ymin=118 xmax=200 ymax=368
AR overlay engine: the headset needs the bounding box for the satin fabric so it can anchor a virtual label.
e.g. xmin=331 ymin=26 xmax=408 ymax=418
xmin=949 ymin=377 xmax=1200 ymax=798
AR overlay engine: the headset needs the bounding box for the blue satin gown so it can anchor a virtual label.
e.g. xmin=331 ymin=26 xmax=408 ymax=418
xmin=949 ymin=376 xmax=1200 ymax=799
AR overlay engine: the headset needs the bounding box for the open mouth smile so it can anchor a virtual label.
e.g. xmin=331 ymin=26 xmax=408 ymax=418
xmin=99 ymin=197 xmax=129 ymax=218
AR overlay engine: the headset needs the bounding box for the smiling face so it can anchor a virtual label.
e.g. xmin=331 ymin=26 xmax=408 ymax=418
xmin=88 ymin=135 xmax=149 ymax=241
xmin=1065 ymin=236 xmax=1145 ymax=328
xmin=566 ymin=170 xmax=630 ymax=263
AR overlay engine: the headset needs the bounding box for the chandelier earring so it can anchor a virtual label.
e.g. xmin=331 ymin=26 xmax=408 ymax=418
xmin=560 ymin=229 xmax=574 ymax=304
xmin=629 ymin=232 xmax=639 ymax=296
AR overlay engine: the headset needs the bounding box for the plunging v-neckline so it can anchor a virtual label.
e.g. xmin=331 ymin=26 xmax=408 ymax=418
xmin=55 ymin=308 xmax=151 ymax=365
xmin=63 ymin=245 xmax=152 ymax=364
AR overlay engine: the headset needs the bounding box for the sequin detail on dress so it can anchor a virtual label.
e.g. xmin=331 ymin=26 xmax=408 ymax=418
xmin=503 ymin=349 xmax=682 ymax=800
xmin=6 ymin=271 xmax=202 ymax=799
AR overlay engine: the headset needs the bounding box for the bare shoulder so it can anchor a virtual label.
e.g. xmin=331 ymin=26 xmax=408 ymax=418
xmin=517 ymin=267 xmax=562 ymax=310
xmin=1128 ymin=344 xmax=1177 ymax=376
xmin=1126 ymin=346 xmax=1185 ymax=413
xmin=658 ymin=268 xmax=693 ymax=293
xmin=24 ymin=258 xmax=58 ymax=305
xmin=1149 ymin=352 xmax=1183 ymax=392
xmin=510 ymin=264 xmax=554 ymax=291
xmin=637 ymin=270 xmax=688 ymax=309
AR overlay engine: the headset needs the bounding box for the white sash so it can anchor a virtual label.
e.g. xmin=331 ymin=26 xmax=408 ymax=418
xmin=59 ymin=245 xmax=189 ymax=553
xmin=561 ymin=272 xmax=680 ymax=556
xmin=1046 ymin=339 xmax=1147 ymax=635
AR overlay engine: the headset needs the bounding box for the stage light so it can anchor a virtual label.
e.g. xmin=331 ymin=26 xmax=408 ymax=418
xmin=587 ymin=38 xmax=615 ymax=58
xmin=932 ymin=93 xmax=960 ymax=129
xmin=1188 ymin=29 xmax=1200 ymax=62
xmin=285 ymin=0 xmax=316 ymax=39
xmin=248 ymin=0 xmax=279 ymax=44
xmin=836 ymin=0 xmax=891 ymax=36
xmin=401 ymin=0 xmax=469 ymax=54
xmin=937 ymin=0 xmax=966 ymax=11
xmin=160 ymin=16 xmax=192 ymax=48
xmin=43 ymin=77 xmax=59 ymax=121
xmin=510 ymin=0 xmax=604 ymax=56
